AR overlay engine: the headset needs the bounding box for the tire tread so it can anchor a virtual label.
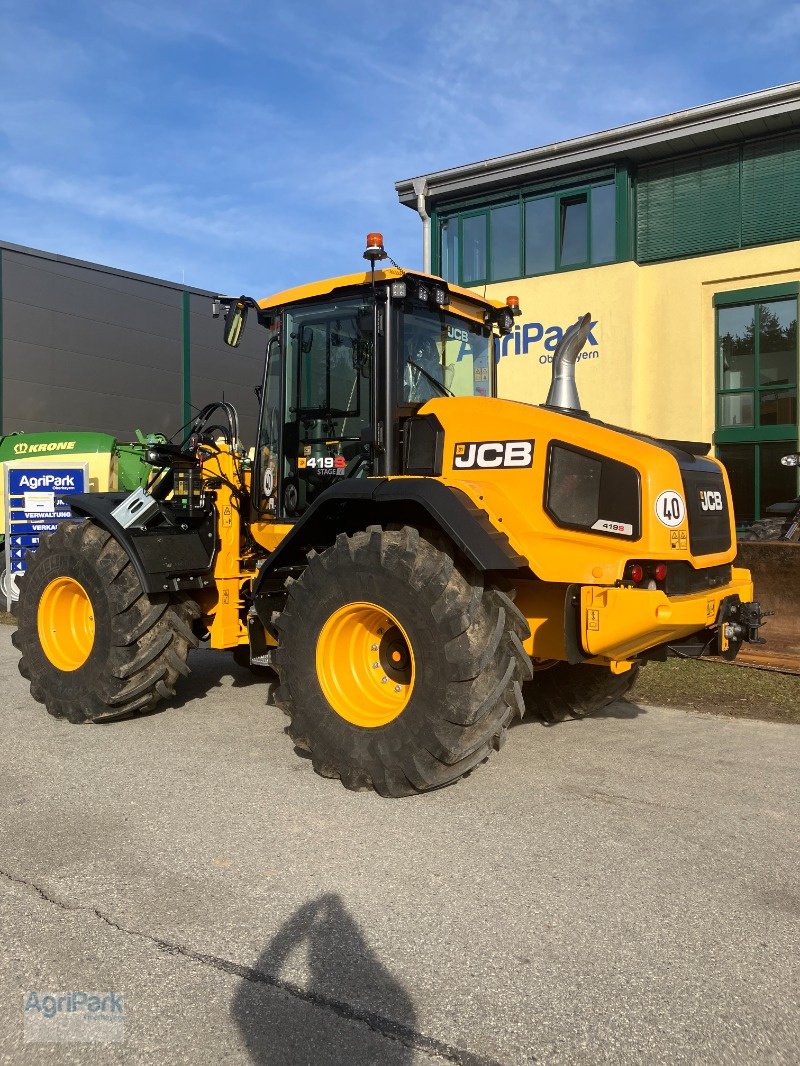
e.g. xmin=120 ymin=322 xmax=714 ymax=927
xmin=15 ymin=520 xmax=197 ymax=722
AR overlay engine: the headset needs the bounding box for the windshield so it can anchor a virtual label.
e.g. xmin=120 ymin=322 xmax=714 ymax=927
xmin=400 ymin=307 xmax=491 ymax=402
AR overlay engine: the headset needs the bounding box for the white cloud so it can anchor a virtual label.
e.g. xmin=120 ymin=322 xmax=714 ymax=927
xmin=0 ymin=163 xmax=336 ymax=254
xmin=101 ymin=0 xmax=245 ymax=47
xmin=0 ymin=0 xmax=795 ymax=299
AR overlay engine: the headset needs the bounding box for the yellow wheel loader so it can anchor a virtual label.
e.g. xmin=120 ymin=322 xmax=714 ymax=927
xmin=14 ymin=234 xmax=766 ymax=796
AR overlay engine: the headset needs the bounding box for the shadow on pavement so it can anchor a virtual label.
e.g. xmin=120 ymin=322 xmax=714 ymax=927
xmin=230 ymin=893 xmax=418 ymax=1065
xmin=593 ymin=698 xmax=646 ymax=720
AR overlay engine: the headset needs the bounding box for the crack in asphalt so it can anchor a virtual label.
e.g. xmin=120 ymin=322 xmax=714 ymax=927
xmin=1 ymin=867 xmax=506 ymax=1066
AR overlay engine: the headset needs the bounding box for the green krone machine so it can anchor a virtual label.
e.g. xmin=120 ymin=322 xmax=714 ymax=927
xmin=0 ymin=430 xmax=161 ymax=603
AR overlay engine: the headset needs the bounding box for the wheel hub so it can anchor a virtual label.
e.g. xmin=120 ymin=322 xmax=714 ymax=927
xmin=378 ymin=626 xmax=412 ymax=685
xmin=37 ymin=576 xmax=95 ymax=672
xmin=316 ymin=602 xmax=415 ymax=727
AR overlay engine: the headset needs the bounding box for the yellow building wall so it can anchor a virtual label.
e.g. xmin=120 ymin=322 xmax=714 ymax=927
xmin=487 ymin=241 xmax=800 ymax=445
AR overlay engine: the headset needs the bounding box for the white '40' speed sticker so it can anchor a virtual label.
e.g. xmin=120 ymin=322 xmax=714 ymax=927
xmin=654 ymin=490 xmax=686 ymax=528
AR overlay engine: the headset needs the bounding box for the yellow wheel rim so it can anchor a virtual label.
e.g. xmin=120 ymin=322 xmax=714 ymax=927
xmin=316 ymin=602 xmax=415 ymax=727
xmin=37 ymin=576 xmax=95 ymax=671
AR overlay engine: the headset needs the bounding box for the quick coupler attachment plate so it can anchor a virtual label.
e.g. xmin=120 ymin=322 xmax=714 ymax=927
xmin=110 ymin=486 xmax=161 ymax=529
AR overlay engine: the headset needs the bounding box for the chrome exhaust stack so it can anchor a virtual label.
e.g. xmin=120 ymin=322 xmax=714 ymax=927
xmin=544 ymin=312 xmax=593 ymax=412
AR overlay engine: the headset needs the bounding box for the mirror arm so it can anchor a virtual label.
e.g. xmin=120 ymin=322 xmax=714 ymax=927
xmin=213 ymin=294 xmax=262 ymax=318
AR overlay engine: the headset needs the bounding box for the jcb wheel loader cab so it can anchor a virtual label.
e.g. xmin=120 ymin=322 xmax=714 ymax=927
xmin=245 ymin=257 xmax=510 ymax=524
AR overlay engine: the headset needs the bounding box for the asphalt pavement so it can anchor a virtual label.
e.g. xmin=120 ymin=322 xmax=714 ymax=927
xmin=1 ymin=625 xmax=798 ymax=1065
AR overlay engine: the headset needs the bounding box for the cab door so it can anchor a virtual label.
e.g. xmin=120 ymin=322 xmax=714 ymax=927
xmin=281 ymin=297 xmax=374 ymax=517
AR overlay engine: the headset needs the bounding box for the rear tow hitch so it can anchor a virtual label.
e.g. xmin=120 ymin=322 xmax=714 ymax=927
xmin=718 ymin=597 xmax=768 ymax=660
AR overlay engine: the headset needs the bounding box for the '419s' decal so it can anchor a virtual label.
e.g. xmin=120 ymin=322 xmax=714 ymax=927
xmin=453 ymin=440 xmax=534 ymax=470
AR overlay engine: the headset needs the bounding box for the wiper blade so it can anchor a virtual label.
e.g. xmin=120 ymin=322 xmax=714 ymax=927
xmin=407 ymin=359 xmax=453 ymax=397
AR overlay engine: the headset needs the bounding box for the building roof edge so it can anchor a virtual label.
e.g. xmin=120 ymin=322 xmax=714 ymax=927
xmin=395 ymin=81 xmax=800 ymax=206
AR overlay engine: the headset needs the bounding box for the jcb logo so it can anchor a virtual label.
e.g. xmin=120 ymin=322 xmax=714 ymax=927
xmin=453 ymin=440 xmax=534 ymax=469
xmin=699 ymin=490 xmax=724 ymax=512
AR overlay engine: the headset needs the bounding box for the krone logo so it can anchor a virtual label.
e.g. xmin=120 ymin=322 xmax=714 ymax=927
xmin=453 ymin=440 xmax=534 ymax=470
xmin=13 ymin=440 xmax=77 ymax=455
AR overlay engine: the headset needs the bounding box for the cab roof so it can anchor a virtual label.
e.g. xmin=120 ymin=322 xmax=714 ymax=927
xmin=257 ymin=268 xmax=509 ymax=313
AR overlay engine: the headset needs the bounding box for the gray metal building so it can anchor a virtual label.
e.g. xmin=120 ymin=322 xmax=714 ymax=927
xmin=0 ymin=240 xmax=266 ymax=444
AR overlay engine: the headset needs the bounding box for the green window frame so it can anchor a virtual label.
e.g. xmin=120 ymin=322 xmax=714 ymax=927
xmin=436 ymin=172 xmax=623 ymax=286
xmin=714 ymin=283 xmax=799 ymax=523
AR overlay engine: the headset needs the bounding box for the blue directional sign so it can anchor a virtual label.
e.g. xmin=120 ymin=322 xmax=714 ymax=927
xmin=4 ymin=464 xmax=88 ymax=605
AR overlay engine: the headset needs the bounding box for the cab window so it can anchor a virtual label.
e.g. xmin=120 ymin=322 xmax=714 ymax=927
xmin=400 ymin=308 xmax=491 ymax=402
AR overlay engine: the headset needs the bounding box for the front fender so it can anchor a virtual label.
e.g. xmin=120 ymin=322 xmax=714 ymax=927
xmin=68 ymin=492 xmax=216 ymax=596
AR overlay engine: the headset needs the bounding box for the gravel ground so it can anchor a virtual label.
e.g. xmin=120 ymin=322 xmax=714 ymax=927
xmin=1 ymin=626 xmax=799 ymax=1065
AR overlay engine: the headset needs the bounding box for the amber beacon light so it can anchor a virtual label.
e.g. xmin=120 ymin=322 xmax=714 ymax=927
xmin=363 ymin=232 xmax=387 ymax=262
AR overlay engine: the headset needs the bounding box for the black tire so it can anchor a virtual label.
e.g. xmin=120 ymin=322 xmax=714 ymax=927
xmin=273 ymin=526 xmax=532 ymax=797
xmin=13 ymin=519 xmax=199 ymax=723
xmin=525 ymin=662 xmax=642 ymax=725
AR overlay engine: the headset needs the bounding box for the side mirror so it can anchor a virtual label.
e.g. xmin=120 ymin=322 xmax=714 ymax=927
xmin=224 ymin=301 xmax=249 ymax=347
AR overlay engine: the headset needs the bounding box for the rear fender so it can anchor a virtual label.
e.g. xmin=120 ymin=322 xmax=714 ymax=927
xmin=251 ymin=477 xmax=528 ymax=627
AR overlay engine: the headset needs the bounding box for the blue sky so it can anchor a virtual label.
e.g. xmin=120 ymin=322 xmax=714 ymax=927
xmin=1 ymin=0 xmax=798 ymax=297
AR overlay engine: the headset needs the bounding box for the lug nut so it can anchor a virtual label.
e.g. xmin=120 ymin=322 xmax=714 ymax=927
xmin=381 ymin=676 xmax=388 ymax=683
xmin=372 ymin=661 xmax=379 ymax=669
xmin=377 ymin=628 xmax=384 ymax=635
xmin=394 ymin=684 xmax=401 ymax=692
xmin=371 ymin=643 xmax=378 ymax=651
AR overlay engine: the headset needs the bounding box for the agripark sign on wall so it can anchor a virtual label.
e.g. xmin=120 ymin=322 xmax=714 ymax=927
xmin=4 ymin=465 xmax=88 ymax=609
xmin=485 ymin=266 xmax=642 ymax=431
xmin=495 ymin=316 xmax=602 ymax=367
